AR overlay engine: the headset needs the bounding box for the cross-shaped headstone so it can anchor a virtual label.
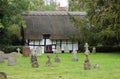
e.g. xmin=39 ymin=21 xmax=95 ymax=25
xmin=84 ymin=43 xmax=90 ymax=55
xmin=17 ymin=48 xmax=21 ymax=55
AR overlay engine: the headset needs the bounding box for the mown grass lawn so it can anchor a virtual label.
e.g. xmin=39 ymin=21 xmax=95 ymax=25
xmin=0 ymin=53 xmax=120 ymax=79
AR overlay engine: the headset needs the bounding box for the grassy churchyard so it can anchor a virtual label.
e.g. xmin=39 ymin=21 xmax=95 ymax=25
xmin=0 ymin=53 xmax=120 ymax=79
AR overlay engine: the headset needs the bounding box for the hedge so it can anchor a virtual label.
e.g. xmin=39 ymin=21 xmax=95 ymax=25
xmin=79 ymin=46 xmax=120 ymax=53
xmin=0 ymin=45 xmax=23 ymax=53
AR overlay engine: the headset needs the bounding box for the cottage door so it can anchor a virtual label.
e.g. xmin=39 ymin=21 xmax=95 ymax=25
xmin=45 ymin=45 xmax=52 ymax=52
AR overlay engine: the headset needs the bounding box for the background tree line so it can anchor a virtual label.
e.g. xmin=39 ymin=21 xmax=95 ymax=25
xmin=69 ymin=0 xmax=120 ymax=48
xmin=0 ymin=0 xmax=119 ymax=52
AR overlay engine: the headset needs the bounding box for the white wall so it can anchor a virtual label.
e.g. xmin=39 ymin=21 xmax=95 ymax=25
xmin=28 ymin=39 xmax=78 ymax=53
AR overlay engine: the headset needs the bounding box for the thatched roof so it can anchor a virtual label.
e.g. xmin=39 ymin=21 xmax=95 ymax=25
xmin=22 ymin=11 xmax=86 ymax=40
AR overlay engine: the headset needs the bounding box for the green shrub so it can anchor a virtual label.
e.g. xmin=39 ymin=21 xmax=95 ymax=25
xmin=0 ymin=45 xmax=23 ymax=53
xmin=90 ymin=46 xmax=120 ymax=52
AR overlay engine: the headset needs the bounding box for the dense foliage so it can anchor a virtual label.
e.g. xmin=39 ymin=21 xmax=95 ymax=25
xmin=69 ymin=0 xmax=120 ymax=47
xmin=0 ymin=0 xmax=56 ymax=47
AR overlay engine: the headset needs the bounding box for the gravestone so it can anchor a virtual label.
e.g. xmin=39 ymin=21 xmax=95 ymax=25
xmin=0 ymin=72 xmax=7 ymax=79
xmin=94 ymin=64 xmax=100 ymax=69
xmin=8 ymin=56 xmax=16 ymax=66
xmin=64 ymin=45 xmax=69 ymax=53
xmin=54 ymin=49 xmax=60 ymax=62
xmin=56 ymin=45 xmax=61 ymax=53
xmin=84 ymin=43 xmax=90 ymax=55
xmin=0 ymin=51 xmax=4 ymax=63
xmin=84 ymin=43 xmax=91 ymax=70
xmin=31 ymin=48 xmax=36 ymax=56
xmin=31 ymin=55 xmax=39 ymax=68
xmin=46 ymin=55 xmax=52 ymax=66
xmin=92 ymin=47 xmax=96 ymax=54
xmin=36 ymin=46 xmax=42 ymax=56
xmin=22 ymin=46 xmax=30 ymax=57
xmin=72 ymin=50 xmax=78 ymax=62
xmin=17 ymin=48 xmax=21 ymax=56
xmin=84 ymin=59 xmax=91 ymax=70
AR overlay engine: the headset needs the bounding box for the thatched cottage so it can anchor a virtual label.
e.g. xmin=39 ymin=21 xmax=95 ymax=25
xmin=22 ymin=11 xmax=86 ymax=53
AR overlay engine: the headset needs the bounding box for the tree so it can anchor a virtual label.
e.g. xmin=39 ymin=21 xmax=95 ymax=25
xmin=0 ymin=0 xmax=29 ymax=46
xmin=69 ymin=0 xmax=120 ymax=46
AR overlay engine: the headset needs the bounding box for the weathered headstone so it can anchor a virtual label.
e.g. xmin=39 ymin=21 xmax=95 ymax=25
xmin=84 ymin=43 xmax=90 ymax=55
xmin=31 ymin=48 xmax=36 ymax=56
xmin=64 ymin=45 xmax=69 ymax=53
xmin=46 ymin=55 xmax=52 ymax=66
xmin=22 ymin=46 xmax=30 ymax=57
xmin=17 ymin=48 xmax=21 ymax=56
xmin=84 ymin=59 xmax=91 ymax=70
xmin=0 ymin=72 xmax=7 ymax=79
xmin=54 ymin=49 xmax=61 ymax=62
xmin=36 ymin=46 xmax=42 ymax=56
xmin=31 ymin=55 xmax=39 ymax=68
xmin=0 ymin=51 xmax=4 ymax=63
xmin=72 ymin=50 xmax=78 ymax=62
xmin=84 ymin=43 xmax=91 ymax=70
xmin=56 ymin=45 xmax=61 ymax=53
xmin=92 ymin=47 xmax=96 ymax=54
xmin=94 ymin=64 xmax=100 ymax=69
xmin=8 ymin=56 xmax=16 ymax=66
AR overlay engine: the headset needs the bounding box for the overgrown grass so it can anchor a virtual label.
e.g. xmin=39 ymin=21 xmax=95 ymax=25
xmin=0 ymin=53 xmax=120 ymax=79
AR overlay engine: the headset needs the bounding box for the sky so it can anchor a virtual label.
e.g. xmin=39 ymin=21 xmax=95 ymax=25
xmin=44 ymin=0 xmax=68 ymax=7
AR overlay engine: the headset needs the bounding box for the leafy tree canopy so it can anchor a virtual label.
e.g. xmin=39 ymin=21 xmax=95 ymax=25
xmin=69 ymin=0 xmax=120 ymax=46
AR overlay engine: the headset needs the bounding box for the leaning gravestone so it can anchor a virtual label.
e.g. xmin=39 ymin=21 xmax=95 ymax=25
xmin=0 ymin=51 xmax=4 ymax=63
xmin=31 ymin=55 xmax=39 ymax=68
xmin=8 ymin=56 xmax=16 ymax=66
xmin=54 ymin=49 xmax=60 ymax=62
xmin=0 ymin=72 xmax=7 ymax=79
xmin=72 ymin=50 xmax=78 ymax=62
xmin=46 ymin=55 xmax=52 ymax=66
xmin=36 ymin=46 xmax=42 ymax=56
xmin=22 ymin=46 xmax=30 ymax=57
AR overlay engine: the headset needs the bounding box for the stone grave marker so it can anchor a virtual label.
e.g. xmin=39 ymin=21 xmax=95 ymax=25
xmin=92 ymin=47 xmax=96 ymax=54
xmin=17 ymin=48 xmax=21 ymax=56
xmin=84 ymin=59 xmax=91 ymax=70
xmin=46 ymin=55 xmax=52 ymax=66
xmin=8 ymin=56 xmax=16 ymax=66
xmin=31 ymin=48 xmax=36 ymax=56
xmin=84 ymin=43 xmax=90 ymax=55
xmin=84 ymin=43 xmax=91 ymax=70
xmin=22 ymin=46 xmax=30 ymax=57
xmin=94 ymin=64 xmax=100 ymax=69
xmin=56 ymin=45 xmax=61 ymax=53
xmin=72 ymin=50 xmax=78 ymax=62
xmin=54 ymin=49 xmax=60 ymax=62
xmin=0 ymin=51 xmax=4 ymax=63
xmin=36 ymin=46 xmax=42 ymax=56
xmin=0 ymin=72 xmax=7 ymax=79
xmin=64 ymin=45 xmax=69 ymax=53
xmin=31 ymin=55 xmax=39 ymax=68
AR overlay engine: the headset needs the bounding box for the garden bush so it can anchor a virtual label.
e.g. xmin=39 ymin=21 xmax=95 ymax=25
xmin=0 ymin=45 xmax=23 ymax=53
